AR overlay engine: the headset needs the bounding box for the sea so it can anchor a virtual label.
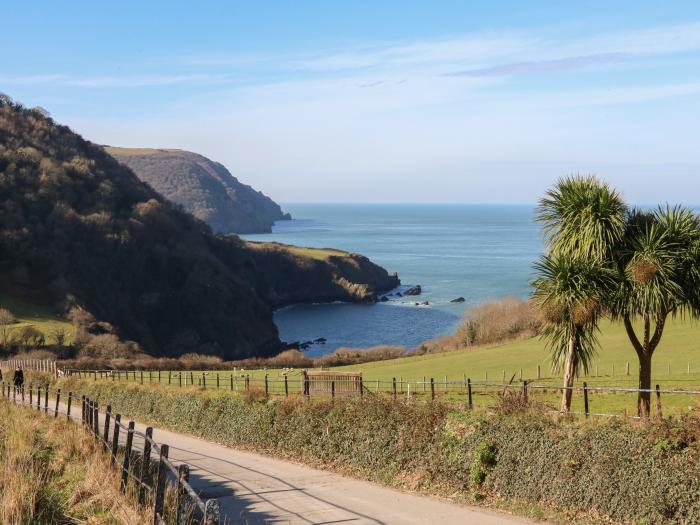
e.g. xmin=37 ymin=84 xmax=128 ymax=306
xmin=243 ymin=204 xmax=543 ymax=356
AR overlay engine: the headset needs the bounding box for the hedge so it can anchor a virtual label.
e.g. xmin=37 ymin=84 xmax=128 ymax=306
xmin=66 ymin=379 xmax=700 ymax=524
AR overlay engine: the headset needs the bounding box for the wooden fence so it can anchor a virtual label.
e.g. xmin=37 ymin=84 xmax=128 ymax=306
xmin=0 ymin=381 xmax=220 ymax=524
xmin=0 ymin=359 xmax=58 ymax=375
xmin=302 ymin=370 xmax=362 ymax=396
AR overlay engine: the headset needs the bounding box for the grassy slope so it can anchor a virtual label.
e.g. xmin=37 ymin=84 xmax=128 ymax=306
xmin=0 ymin=400 xmax=144 ymax=523
xmin=0 ymin=294 xmax=73 ymax=344
xmin=244 ymin=240 xmax=347 ymax=260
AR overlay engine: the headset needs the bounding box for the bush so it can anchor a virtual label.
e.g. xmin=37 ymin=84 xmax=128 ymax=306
xmin=314 ymin=345 xmax=406 ymax=367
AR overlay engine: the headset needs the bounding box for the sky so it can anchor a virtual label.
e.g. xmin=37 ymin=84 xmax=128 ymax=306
xmin=3 ymin=1 xmax=700 ymax=204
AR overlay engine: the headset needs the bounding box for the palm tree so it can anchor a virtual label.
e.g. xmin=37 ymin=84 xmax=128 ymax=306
xmin=610 ymin=206 xmax=700 ymax=416
xmin=534 ymin=176 xmax=626 ymax=412
xmin=532 ymin=255 xmax=612 ymax=411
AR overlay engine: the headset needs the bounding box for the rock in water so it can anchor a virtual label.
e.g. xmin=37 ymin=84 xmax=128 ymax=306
xmin=404 ymin=285 xmax=422 ymax=296
xmin=450 ymin=297 xmax=466 ymax=303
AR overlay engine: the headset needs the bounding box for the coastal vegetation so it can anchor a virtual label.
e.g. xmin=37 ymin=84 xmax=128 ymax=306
xmin=0 ymin=94 xmax=399 ymax=360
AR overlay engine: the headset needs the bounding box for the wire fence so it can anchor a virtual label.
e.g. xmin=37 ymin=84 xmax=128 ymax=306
xmin=0 ymin=381 xmax=220 ymax=525
xmin=60 ymin=368 xmax=700 ymax=419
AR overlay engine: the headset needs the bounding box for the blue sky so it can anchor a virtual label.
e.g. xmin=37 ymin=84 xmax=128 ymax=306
xmin=4 ymin=1 xmax=700 ymax=203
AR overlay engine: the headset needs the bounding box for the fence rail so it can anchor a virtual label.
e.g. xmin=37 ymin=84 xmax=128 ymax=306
xmin=0 ymin=381 xmax=220 ymax=525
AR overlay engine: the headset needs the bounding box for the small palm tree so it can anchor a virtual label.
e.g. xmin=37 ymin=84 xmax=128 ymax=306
xmin=610 ymin=206 xmax=700 ymax=416
xmin=533 ymin=255 xmax=612 ymax=412
xmin=534 ymin=176 xmax=626 ymax=412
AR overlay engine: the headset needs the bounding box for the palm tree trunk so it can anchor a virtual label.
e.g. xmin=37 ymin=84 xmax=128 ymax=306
xmin=637 ymin=350 xmax=652 ymax=417
xmin=560 ymin=333 xmax=576 ymax=412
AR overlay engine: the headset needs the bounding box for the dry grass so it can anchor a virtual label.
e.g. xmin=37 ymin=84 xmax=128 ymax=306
xmin=0 ymin=401 xmax=147 ymax=524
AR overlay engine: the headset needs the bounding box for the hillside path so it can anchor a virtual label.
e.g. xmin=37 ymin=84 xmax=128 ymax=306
xmin=67 ymin=400 xmax=537 ymax=525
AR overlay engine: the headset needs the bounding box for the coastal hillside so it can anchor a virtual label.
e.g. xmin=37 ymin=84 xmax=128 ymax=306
xmin=0 ymin=97 xmax=398 ymax=359
xmin=105 ymin=146 xmax=290 ymax=234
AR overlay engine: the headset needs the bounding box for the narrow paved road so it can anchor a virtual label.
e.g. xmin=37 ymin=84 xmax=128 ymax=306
xmin=12 ymin=396 xmax=537 ymax=525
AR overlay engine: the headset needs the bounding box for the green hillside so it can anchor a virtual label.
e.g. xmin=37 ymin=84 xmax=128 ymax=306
xmin=0 ymin=294 xmax=73 ymax=345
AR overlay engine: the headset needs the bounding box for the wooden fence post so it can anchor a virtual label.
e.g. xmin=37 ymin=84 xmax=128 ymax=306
xmin=29 ymin=384 xmax=33 ymax=407
xmin=202 ymin=372 xmax=206 ymax=389
xmin=176 ymin=464 xmax=192 ymax=524
xmin=583 ymin=382 xmax=589 ymax=418
xmin=430 ymin=378 xmax=435 ymax=400
xmin=655 ymin=384 xmax=663 ymax=419
xmin=331 ymin=380 xmax=335 ymax=400
xmin=139 ymin=427 xmax=153 ymax=505
xmin=522 ymin=380 xmax=528 ymax=403
xmin=168 ymin=371 xmax=172 ymax=385
xmin=120 ymin=421 xmax=135 ymax=492
xmin=37 ymin=385 xmax=41 ymax=411
xmin=153 ymin=444 xmax=169 ymax=524
xmin=284 ymin=375 xmax=289 ymax=397
xmin=81 ymin=395 xmax=86 ymax=424
xmin=216 ymin=373 xmax=220 ymax=390
xmin=54 ymin=388 xmax=61 ymax=418
xmin=265 ymin=374 xmax=268 ymax=397
xmin=230 ymin=374 xmax=233 ymax=391
xmin=67 ymin=392 xmax=72 ymax=420
xmin=103 ymin=406 xmax=112 ymax=451
xmin=392 ymin=377 xmax=397 ymax=400
xmin=111 ymin=414 xmax=121 ymax=469
xmin=467 ymin=378 xmax=473 ymax=409
xmin=93 ymin=401 xmax=99 ymax=438
xmin=44 ymin=385 xmax=49 ymax=413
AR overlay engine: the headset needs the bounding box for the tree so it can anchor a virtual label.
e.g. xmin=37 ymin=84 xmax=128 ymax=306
xmin=610 ymin=206 xmax=700 ymax=416
xmin=532 ymin=255 xmax=612 ymax=411
xmin=533 ymin=176 xmax=626 ymax=412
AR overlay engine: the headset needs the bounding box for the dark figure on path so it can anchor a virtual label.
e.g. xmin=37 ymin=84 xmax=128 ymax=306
xmin=13 ymin=367 xmax=24 ymax=388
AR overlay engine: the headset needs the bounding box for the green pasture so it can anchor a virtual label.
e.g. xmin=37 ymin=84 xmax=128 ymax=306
xmin=0 ymin=294 xmax=73 ymax=345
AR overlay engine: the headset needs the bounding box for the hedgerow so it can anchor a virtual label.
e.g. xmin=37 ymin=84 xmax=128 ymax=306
xmin=66 ymin=379 xmax=700 ymax=524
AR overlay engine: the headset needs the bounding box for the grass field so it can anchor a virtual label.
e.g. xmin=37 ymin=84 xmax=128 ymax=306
xmin=244 ymin=240 xmax=347 ymax=260
xmin=0 ymin=294 xmax=73 ymax=344
xmin=81 ymin=317 xmax=700 ymax=417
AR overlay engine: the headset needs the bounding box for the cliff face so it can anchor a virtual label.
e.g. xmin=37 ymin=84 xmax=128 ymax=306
xmin=105 ymin=147 xmax=290 ymax=234
xmin=0 ymin=98 xmax=400 ymax=360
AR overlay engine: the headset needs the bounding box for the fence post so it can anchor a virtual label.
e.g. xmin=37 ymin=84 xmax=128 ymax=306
xmin=284 ymin=375 xmax=289 ymax=397
xmin=230 ymin=374 xmax=234 ymax=391
xmin=467 ymin=378 xmax=473 ymax=409
xmin=139 ymin=427 xmax=153 ymax=505
xmin=81 ymin=395 xmax=86 ymax=424
xmin=216 ymin=373 xmax=220 ymax=390
xmin=37 ymin=385 xmax=41 ymax=411
xmin=111 ymin=414 xmax=121 ymax=469
xmin=67 ymin=392 xmax=72 ymax=420
xmin=204 ymin=499 xmax=220 ymax=525
xmin=655 ymin=384 xmax=663 ymax=418
xmin=141 ymin=370 xmax=144 ymax=384
xmin=522 ymin=380 xmax=528 ymax=403
xmin=103 ymin=406 xmax=112 ymax=451
xmin=265 ymin=374 xmax=268 ymax=397
xmin=93 ymin=401 xmax=99 ymax=438
xmin=202 ymin=372 xmax=206 ymax=389
xmin=331 ymin=380 xmax=335 ymax=400
xmin=168 ymin=371 xmax=172 ymax=385
xmin=176 ymin=464 xmax=192 ymax=524
xmin=430 ymin=378 xmax=435 ymax=400
xmin=392 ymin=377 xmax=397 ymax=400
xmin=54 ymin=388 xmax=61 ymax=418
xmin=44 ymin=385 xmax=49 ymax=413
xmin=537 ymin=365 xmax=541 ymax=380
xmin=190 ymin=371 xmax=194 ymax=385
xmin=153 ymin=444 xmax=169 ymax=524
xmin=29 ymin=384 xmax=33 ymax=406
xmin=303 ymin=371 xmax=309 ymax=397
xmin=583 ymin=382 xmax=589 ymax=418
xmin=120 ymin=421 xmax=135 ymax=492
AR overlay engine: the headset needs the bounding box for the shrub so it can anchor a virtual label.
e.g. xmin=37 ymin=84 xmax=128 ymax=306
xmin=314 ymin=345 xmax=406 ymax=367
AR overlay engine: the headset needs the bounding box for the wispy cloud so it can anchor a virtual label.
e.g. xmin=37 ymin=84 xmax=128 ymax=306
xmin=444 ymin=53 xmax=628 ymax=77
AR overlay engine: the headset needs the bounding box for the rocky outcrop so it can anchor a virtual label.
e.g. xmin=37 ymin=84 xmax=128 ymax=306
xmin=404 ymin=285 xmax=422 ymax=296
xmin=106 ymin=147 xmax=290 ymax=234
xmin=450 ymin=297 xmax=466 ymax=303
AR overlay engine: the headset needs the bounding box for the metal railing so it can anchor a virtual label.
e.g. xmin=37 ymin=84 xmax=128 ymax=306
xmin=0 ymin=381 xmax=220 ymax=525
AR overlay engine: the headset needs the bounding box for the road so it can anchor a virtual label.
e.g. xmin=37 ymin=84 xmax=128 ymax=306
xmin=11 ymin=394 xmax=537 ymax=525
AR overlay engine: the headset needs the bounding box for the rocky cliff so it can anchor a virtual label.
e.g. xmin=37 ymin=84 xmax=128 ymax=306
xmin=105 ymin=147 xmax=290 ymax=234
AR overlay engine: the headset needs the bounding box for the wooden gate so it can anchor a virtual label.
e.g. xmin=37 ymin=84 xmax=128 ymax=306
xmin=301 ymin=371 xmax=362 ymax=396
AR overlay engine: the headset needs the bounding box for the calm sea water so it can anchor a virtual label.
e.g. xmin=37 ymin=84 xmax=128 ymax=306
xmin=243 ymin=204 xmax=542 ymax=355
